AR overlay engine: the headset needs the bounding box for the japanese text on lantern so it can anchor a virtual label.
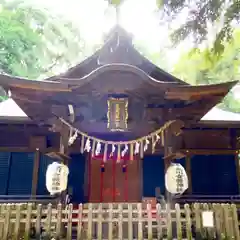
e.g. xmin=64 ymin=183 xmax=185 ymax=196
xmin=107 ymin=97 xmax=128 ymax=131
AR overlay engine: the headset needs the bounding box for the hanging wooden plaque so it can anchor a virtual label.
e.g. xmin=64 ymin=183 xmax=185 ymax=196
xmin=107 ymin=97 xmax=128 ymax=132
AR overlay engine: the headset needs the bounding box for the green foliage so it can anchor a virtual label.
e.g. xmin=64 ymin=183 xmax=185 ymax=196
xmin=0 ymin=0 xmax=87 ymax=79
xmin=156 ymin=0 xmax=164 ymax=9
xmin=106 ymin=0 xmax=123 ymax=7
xmin=0 ymin=7 xmax=42 ymax=78
xmin=173 ymin=30 xmax=240 ymax=112
xmin=158 ymin=0 xmax=240 ymax=54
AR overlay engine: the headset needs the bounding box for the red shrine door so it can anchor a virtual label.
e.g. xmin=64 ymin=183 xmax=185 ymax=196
xmin=88 ymin=157 xmax=141 ymax=202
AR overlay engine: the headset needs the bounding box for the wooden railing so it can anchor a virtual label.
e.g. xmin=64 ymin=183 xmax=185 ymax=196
xmin=0 ymin=195 xmax=59 ymax=204
xmin=175 ymin=194 xmax=240 ymax=204
xmin=0 ymin=202 xmax=239 ymax=239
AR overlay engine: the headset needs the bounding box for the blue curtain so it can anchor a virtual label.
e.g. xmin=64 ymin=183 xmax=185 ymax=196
xmin=37 ymin=154 xmax=54 ymax=195
xmin=8 ymin=152 xmax=34 ymax=195
xmin=68 ymin=154 xmax=86 ymax=203
xmin=0 ymin=152 xmax=11 ymax=195
xmin=191 ymin=155 xmax=238 ymax=195
xmin=142 ymin=155 xmax=165 ymax=197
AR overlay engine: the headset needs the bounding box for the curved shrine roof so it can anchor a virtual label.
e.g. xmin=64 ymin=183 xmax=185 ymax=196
xmin=47 ymin=25 xmax=187 ymax=84
xmin=0 ymin=25 xmax=237 ymax=139
xmin=0 ymin=70 xmax=236 ymax=139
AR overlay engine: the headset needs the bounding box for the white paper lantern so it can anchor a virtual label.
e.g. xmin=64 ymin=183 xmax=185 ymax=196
xmin=165 ymin=163 xmax=188 ymax=194
xmin=46 ymin=162 xmax=69 ymax=195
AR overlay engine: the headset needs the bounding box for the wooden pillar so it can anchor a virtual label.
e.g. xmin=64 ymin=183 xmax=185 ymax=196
xmin=230 ymin=129 xmax=240 ymax=193
xmin=60 ymin=124 xmax=69 ymax=157
xmin=164 ymin=157 xmax=171 ymax=173
xmin=29 ymin=136 xmax=46 ymax=198
xmin=164 ymin=156 xmax=172 ymax=201
xmin=5 ymin=153 xmax=12 ymax=195
xmin=84 ymin=153 xmax=90 ymax=202
xmin=59 ymin=124 xmax=70 ymax=203
xmin=185 ymin=154 xmax=192 ymax=194
xmin=164 ymin=128 xmax=175 ymax=202
xmin=235 ymin=152 xmax=240 ymax=193
xmin=31 ymin=150 xmax=40 ymax=197
xmin=138 ymin=156 xmax=143 ymax=201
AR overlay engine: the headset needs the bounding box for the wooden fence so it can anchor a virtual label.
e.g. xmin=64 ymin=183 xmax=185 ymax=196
xmin=0 ymin=202 xmax=239 ymax=239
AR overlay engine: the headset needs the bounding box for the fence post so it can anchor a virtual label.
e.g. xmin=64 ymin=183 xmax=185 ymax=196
xmin=14 ymin=204 xmax=21 ymax=240
xmin=193 ymin=203 xmax=202 ymax=239
xmin=166 ymin=203 xmax=172 ymax=240
xmin=128 ymin=204 xmax=133 ymax=239
xmin=35 ymin=204 xmax=42 ymax=239
xmin=231 ymin=204 xmax=240 ymax=240
xmin=97 ymin=203 xmax=103 ymax=240
xmin=24 ymin=203 xmax=32 ymax=240
xmin=77 ymin=203 xmax=83 ymax=240
xmin=185 ymin=204 xmax=192 ymax=240
xmin=137 ymin=203 xmax=143 ymax=240
xmin=118 ymin=204 xmax=123 ymax=240
xmin=156 ymin=203 xmax=162 ymax=239
xmin=108 ymin=203 xmax=113 ymax=240
xmin=0 ymin=204 xmax=5 ymax=239
xmin=175 ymin=203 xmax=182 ymax=239
xmin=66 ymin=204 xmax=73 ymax=240
xmin=3 ymin=204 xmax=11 ymax=240
xmin=222 ymin=204 xmax=231 ymax=239
xmin=147 ymin=203 xmax=152 ymax=239
xmin=45 ymin=203 xmax=52 ymax=237
xmin=226 ymin=204 xmax=234 ymax=237
xmin=87 ymin=203 xmax=93 ymax=240
xmin=56 ymin=204 xmax=62 ymax=239
xmin=213 ymin=203 xmax=221 ymax=239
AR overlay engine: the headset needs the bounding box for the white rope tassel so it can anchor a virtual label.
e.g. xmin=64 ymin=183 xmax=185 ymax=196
xmin=110 ymin=144 xmax=116 ymax=157
xmin=95 ymin=142 xmax=101 ymax=156
xmin=134 ymin=142 xmax=140 ymax=155
xmin=84 ymin=138 xmax=91 ymax=152
xmin=153 ymin=134 xmax=161 ymax=149
xmin=144 ymin=139 xmax=150 ymax=152
xmin=68 ymin=130 xmax=78 ymax=146
xmin=121 ymin=144 xmax=128 ymax=157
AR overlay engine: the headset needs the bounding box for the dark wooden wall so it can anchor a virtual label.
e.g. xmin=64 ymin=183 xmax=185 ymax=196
xmin=0 ymin=121 xmax=239 ymax=200
xmin=0 ymin=151 xmax=238 ymax=201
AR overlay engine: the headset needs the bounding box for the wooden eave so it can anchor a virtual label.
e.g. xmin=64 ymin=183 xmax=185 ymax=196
xmin=0 ymin=70 xmax=236 ymax=127
xmin=165 ymin=81 xmax=237 ymax=100
xmin=1 ymin=66 xmax=236 ymax=96
xmin=0 ymin=74 xmax=70 ymax=92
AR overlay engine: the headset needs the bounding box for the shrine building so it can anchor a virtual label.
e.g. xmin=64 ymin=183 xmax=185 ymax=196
xmin=0 ymin=25 xmax=239 ymax=203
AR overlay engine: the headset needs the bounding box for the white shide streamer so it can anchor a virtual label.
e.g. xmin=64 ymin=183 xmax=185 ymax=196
xmin=95 ymin=142 xmax=101 ymax=156
xmin=134 ymin=142 xmax=140 ymax=154
xmin=121 ymin=144 xmax=128 ymax=157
